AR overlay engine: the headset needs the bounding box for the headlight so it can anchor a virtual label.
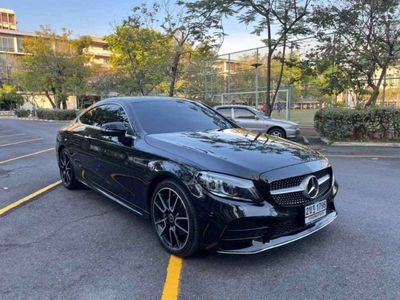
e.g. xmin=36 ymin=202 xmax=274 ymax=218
xmin=289 ymin=125 xmax=298 ymax=129
xmin=196 ymin=171 xmax=261 ymax=202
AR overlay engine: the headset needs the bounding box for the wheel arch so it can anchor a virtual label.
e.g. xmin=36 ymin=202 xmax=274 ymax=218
xmin=145 ymin=165 xmax=199 ymax=213
xmin=267 ymin=126 xmax=286 ymax=137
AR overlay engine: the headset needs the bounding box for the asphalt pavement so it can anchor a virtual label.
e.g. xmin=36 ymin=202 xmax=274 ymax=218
xmin=0 ymin=118 xmax=399 ymax=300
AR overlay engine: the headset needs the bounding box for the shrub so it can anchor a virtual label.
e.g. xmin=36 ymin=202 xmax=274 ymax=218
xmin=314 ymin=108 xmax=400 ymax=141
xmin=36 ymin=109 xmax=78 ymax=120
xmin=16 ymin=109 xmax=30 ymax=118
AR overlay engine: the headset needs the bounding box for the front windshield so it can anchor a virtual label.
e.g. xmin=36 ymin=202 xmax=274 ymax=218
xmin=130 ymin=100 xmax=234 ymax=134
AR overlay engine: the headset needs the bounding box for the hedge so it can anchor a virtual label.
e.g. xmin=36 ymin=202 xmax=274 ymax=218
xmin=16 ymin=109 xmax=30 ymax=118
xmin=314 ymin=108 xmax=400 ymax=141
xmin=36 ymin=109 xmax=78 ymax=121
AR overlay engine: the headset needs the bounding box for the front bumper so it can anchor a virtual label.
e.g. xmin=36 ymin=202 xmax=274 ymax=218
xmin=286 ymin=127 xmax=300 ymax=138
xmin=217 ymin=211 xmax=337 ymax=254
xmin=193 ymin=179 xmax=338 ymax=254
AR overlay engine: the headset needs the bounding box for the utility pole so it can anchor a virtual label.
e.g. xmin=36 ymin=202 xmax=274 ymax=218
xmin=251 ymin=48 xmax=263 ymax=109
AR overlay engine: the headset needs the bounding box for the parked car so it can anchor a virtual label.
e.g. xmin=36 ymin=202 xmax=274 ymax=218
xmin=57 ymin=97 xmax=338 ymax=257
xmin=214 ymin=104 xmax=300 ymax=138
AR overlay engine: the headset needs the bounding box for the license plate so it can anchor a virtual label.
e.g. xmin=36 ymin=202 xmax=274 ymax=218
xmin=305 ymin=200 xmax=327 ymax=224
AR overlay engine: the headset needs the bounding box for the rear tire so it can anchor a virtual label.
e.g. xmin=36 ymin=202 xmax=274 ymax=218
xmin=151 ymin=179 xmax=200 ymax=258
xmin=58 ymin=148 xmax=81 ymax=190
xmin=268 ymin=127 xmax=286 ymax=138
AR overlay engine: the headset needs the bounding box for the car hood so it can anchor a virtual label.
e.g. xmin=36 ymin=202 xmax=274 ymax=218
xmin=144 ymin=128 xmax=324 ymax=179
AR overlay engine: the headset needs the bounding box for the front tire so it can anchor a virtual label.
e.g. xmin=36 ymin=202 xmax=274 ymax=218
xmin=151 ymin=179 xmax=200 ymax=258
xmin=58 ymin=148 xmax=81 ymax=190
xmin=268 ymin=127 xmax=286 ymax=138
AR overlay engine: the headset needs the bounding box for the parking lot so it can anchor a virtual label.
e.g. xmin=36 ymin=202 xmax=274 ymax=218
xmin=1 ymin=118 xmax=399 ymax=300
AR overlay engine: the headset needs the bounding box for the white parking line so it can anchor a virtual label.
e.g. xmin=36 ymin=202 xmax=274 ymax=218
xmin=0 ymin=148 xmax=54 ymax=165
xmin=0 ymin=138 xmax=43 ymax=148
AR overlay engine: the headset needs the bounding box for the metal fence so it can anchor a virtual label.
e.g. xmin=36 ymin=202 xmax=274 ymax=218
xmin=187 ymin=36 xmax=400 ymax=126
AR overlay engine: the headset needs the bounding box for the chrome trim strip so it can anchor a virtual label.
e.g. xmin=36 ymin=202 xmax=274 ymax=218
xmin=270 ymin=185 xmax=304 ymax=195
xmin=318 ymin=174 xmax=330 ymax=185
xmin=216 ymin=211 xmax=337 ymax=255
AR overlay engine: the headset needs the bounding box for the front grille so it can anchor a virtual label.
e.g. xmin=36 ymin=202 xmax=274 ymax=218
xmin=269 ymin=168 xmax=332 ymax=207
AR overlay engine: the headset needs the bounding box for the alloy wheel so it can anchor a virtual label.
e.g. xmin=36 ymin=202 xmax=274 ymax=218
xmin=59 ymin=150 xmax=72 ymax=186
xmin=152 ymin=187 xmax=190 ymax=251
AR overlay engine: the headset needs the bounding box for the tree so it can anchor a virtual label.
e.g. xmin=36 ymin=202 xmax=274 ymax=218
xmin=124 ymin=1 xmax=222 ymax=97
xmin=187 ymin=0 xmax=312 ymax=115
xmin=311 ymin=0 xmax=400 ymax=107
xmin=0 ymin=84 xmax=23 ymax=110
xmin=14 ymin=27 xmax=90 ymax=109
xmin=106 ymin=24 xmax=172 ymax=96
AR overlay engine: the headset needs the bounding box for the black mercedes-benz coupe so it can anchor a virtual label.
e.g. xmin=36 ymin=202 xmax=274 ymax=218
xmin=56 ymin=97 xmax=338 ymax=257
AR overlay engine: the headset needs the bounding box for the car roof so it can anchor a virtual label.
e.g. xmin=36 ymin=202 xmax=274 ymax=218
xmin=95 ymin=96 xmax=192 ymax=106
xmin=214 ymin=104 xmax=255 ymax=109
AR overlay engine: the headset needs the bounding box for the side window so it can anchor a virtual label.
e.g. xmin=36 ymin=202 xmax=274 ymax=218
xmin=217 ymin=108 xmax=232 ymax=118
xmin=79 ymin=108 xmax=97 ymax=125
xmin=234 ymin=108 xmax=256 ymax=119
xmin=79 ymin=105 xmax=130 ymax=127
xmin=94 ymin=104 xmax=129 ymax=127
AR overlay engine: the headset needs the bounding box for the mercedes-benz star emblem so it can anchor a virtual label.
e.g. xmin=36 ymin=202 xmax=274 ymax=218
xmin=302 ymin=175 xmax=319 ymax=199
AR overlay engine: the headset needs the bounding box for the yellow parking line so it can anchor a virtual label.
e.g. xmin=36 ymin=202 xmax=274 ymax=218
xmin=0 ymin=148 xmax=54 ymax=165
xmin=0 ymin=138 xmax=43 ymax=148
xmin=0 ymin=181 xmax=62 ymax=217
xmin=161 ymin=255 xmax=183 ymax=300
xmin=0 ymin=133 xmax=25 ymax=138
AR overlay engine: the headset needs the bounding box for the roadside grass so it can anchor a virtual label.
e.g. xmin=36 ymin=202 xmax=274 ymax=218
xmin=271 ymin=109 xmax=317 ymax=127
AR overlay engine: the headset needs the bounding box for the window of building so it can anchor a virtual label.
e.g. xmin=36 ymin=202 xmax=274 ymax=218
xmin=16 ymin=37 xmax=23 ymax=53
xmin=0 ymin=36 xmax=15 ymax=52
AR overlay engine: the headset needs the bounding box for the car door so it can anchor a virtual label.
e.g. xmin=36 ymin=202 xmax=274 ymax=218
xmin=232 ymin=107 xmax=264 ymax=132
xmin=85 ymin=104 xmax=132 ymax=200
xmin=72 ymin=106 xmax=107 ymax=188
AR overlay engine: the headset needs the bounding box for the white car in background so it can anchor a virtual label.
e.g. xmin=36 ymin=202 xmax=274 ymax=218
xmin=214 ymin=104 xmax=300 ymax=139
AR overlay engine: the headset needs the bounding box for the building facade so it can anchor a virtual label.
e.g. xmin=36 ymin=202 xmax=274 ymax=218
xmin=0 ymin=8 xmax=16 ymax=30
xmin=0 ymin=8 xmax=112 ymax=110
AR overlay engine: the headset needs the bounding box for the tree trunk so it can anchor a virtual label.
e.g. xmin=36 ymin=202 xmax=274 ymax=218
xmin=44 ymin=91 xmax=56 ymax=109
xmin=168 ymin=50 xmax=182 ymax=97
xmin=265 ymin=52 xmax=273 ymax=116
xmin=271 ymin=37 xmax=287 ymax=112
xmin=365 ymin=67 xmax=386 ymax=107
xmin=264 ymin=15 xmax=273 ymax=116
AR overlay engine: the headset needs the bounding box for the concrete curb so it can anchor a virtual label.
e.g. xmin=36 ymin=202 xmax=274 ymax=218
xmin=0 ymin=116 xmax=70 ymax=123
xmin=321 ymin=137 xmax=400 ymax=147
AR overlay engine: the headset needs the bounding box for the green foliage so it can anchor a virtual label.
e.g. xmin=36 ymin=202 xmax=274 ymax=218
xmin=188 ymin=0 xmax=312 ymax=114
xmin=36 ymin=109 xmax=78 ymax=120
xmin=106 ymin=25 xmax=172 ymax=95
xmin=14 ymin=27 xmax=90 ymax=109
xmin=0 ymin=84 xmax=24 ymax=109
xmin=16 ymin=109 xmax=30 ymax=117
xmin=311 ymin=0 xmax=400 ymax=107
xmin=314 ymin=108 xmax=400 ymax=141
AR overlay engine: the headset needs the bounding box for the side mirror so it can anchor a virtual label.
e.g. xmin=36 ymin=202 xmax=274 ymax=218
xmin=254 ymin=115 xmax=260 ymax=120
xmin=101 ymin=122 xmax=127 ymax=136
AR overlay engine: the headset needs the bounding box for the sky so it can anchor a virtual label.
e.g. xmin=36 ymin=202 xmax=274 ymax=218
xmin=1 ymin=0 xmax=265 ymax=54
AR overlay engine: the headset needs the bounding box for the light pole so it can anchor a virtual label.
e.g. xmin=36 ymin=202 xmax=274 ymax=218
xmin=251 ymin=48 xmax=263 ymax=109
